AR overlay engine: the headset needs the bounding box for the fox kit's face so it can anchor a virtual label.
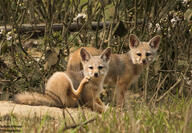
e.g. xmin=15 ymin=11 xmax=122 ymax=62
xmin=80 ymin=48 xmax=111 ymax=79
xmin=129 ymin=34 xmax=161 ymax=65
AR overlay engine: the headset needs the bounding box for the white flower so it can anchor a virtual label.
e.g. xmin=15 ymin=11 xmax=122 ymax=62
xmin=74 ymin=13 xmax=87 ymax=21
xmin=34 ymin=58 xmax=40 ymax=62
xmin=6 ymin=31 xmax=12 ymax=40
xmin=155 ymin=23 xmax=161 ymax=33
xmin=182 ymin=0 xmax=188 ymax=4
xmin=7 ymin=36 xmax=12 ymax=40
xmin=155 ymin=23 xmax=160 ymax=28
xmin=34 ymin=40 xmax=38 ymax=44
xmin=171 ymin=18 xmax=177 ymax=27
xmin=171 ymin=18 xmax=177 ymax=23
xmin=0 ymin=29 xmax=4 ymax=35
xmin=7 ymin=31 xmax=12 ymax=35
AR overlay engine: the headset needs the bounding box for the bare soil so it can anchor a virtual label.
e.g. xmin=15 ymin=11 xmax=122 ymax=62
xmin=0 ymin=101 xmax=97 ymax=121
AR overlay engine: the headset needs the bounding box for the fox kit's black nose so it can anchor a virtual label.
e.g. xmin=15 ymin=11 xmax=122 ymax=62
xmin=142 ymin=59 xmax=147 ymax=64
xmin=94 ymin=73 xmax=99 ymax=77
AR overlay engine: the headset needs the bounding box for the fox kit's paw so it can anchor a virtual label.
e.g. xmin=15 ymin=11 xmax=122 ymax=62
xmin=104 ymin=103 xmax=110 ymax=112
xmin=81 ymin=76 xmax=91 ymax=84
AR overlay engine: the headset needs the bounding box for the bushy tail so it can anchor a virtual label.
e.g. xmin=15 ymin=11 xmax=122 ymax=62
xmin=14 ymin=92 xmax=60 ymax=107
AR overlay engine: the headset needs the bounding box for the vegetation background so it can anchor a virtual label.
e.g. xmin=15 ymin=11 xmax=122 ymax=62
xmin=0 ymin=0 xmax=191 ymax=132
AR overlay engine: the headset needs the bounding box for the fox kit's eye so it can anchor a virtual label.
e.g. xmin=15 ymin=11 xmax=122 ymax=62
xmin=137 ymin=53 xmax=141 ymax=56
xmin=146 ymin=52 xmax=152 ymax=56
xmin=98 ymin=66 xmax=103 ymax=70
xmin=89 ymin=66 xmax=93 ymax=69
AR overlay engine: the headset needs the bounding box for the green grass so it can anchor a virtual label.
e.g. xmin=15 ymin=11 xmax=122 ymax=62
xmin=0 ymin=96 xmax=191 ymax=133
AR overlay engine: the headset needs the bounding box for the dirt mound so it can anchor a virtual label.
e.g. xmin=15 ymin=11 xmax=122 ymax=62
xmin=0 ymin=101 xmax=97 ymax=121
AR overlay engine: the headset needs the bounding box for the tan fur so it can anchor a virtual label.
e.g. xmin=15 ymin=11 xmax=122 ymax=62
xmin=14 ymin=48 xmax=112 ymax=113
xmin=67 ymin=47 xmax=102 ymax=71
xmin=67 ymin=34 xmax=161 ymax=106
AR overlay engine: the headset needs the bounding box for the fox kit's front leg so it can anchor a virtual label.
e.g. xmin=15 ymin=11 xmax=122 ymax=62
xmin=96 ymin=98 xmax=109 ymax=112
xmin=92 ymin=100 xmax=106 ymax=113
xmin=72 ymin=76 xmax=90 ymax=98
xmin=115 ymin=85 xmax=126 ymax=107
xmin=96 ymin=97 xmax=104 ymax=106
xmin=115 ymin=77 xmax=132 ymax=107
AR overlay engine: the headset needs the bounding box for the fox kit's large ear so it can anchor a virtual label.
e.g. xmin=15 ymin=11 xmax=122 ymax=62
xmin=100 ymin=47 xmax=111 ymax=63
xmin=80 ymin=48 xmax=91 ymax=62
xmin=129 ymin=34 xmax=140 ymax=49
xmin=149 ymin=35 xmax=161 ymax=51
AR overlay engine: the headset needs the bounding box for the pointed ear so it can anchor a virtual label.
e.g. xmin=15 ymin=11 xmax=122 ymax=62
xmin=80 ymin=48 xmax=91 ymax=62
xmin=100 ymin=47 xmax=111 ymax=63
xmin=129 ymin=34 xmax=140 ymax=49
xmin=149 ymin=35 xmax=161 ymax=50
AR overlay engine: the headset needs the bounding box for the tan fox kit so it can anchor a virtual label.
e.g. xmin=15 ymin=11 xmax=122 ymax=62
xmin=14 ymin=48 xmax=111 ymax=113
xmin=67 ymin=34 xmax=161 ymax=106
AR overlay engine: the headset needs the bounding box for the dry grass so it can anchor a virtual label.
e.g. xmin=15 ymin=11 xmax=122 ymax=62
xmin=0 ymin=94 xmax=191 ymax=133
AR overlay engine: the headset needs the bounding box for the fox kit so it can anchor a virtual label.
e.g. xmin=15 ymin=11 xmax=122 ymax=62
xmin=14 ymin=48 xmax=111 ymax=113
xmin=67 ymin=34 xmax=161 ymax=106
